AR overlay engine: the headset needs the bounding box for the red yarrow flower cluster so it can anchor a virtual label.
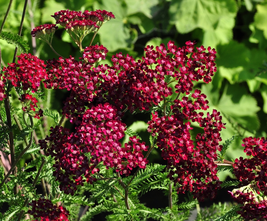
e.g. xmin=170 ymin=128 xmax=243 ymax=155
xmin=52 ymin=9 xmax=114 ymax=30
xmin=233 ymin=137 xmax=267 ymax=194
xmin=44 ymin=56 xmax=101 ymax=123
xmin=148 ymin=89 xmax=225 ymax=200
xmin=82 ymin=45 xmax=108 ymax=64
xmin=94 ymin=41 xmax=216 ymax=114
xmin=2 ymin=53 xmax=47 ymax=93
xmin=77 ymin=103 xmax=148 ymax=175
xmin=31 ymin=24 xmax=58 ymax=38
xmin=28 ymin=198 xmax=69 ymax=221
xmin=19 ymin=94 xmax=43 ymax=119
xmin=40 ymin=103 xmax=148 ymax=194
xmin=145 ymin=40 xmax=217 ymax=94
xmin=231 ymin=137 xmax=267 ymax=218
xmin=65 ymin=19 xmax=99 ymax=32
xmin=0 ymin=76 xmax=6 ymax=101
xmin=229 ymin=186 xmax=267 ymax=219
xmin=40 ymin=126 xmax=94 ymax=195
xmin=95 ymin=53 xmax=172 ymax=112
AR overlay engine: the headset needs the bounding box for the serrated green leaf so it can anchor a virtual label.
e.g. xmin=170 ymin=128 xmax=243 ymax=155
xmin=125 ymin=0 xmax=160 ymax=18
xmin=216 ymin=41 xmax=250 ymax=84
xmin=254 ymin=2 xmax=267 ymax=39
xmin=93 ymin=0 xmax=135 ymax=51
xmin=169 ymin=0 xmax=237 ymax=33
xmin=202 ymin=16 xmax=234 ymax=48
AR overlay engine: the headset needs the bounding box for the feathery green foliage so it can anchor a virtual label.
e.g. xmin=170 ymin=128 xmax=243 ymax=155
xmin=0 ymin=32 xmax=30 ymax=53
xmin=196 ymin=203 xmax=242 ymax=221
xmin=218 ymin=135 xmax=237 ymax=160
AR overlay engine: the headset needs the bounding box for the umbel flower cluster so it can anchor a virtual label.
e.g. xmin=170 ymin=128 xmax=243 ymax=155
xmin=1 ymin=7 xmax=266 ymax=220
xmin=229 ymin=137 xmax=267 ymax=219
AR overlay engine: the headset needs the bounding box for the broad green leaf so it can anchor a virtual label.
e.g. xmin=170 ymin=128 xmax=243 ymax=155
xmin=125 ymin=0 xmax=160 ymax=18
xmin=54 ymin=0 xmax=94 ymax=10
xmin=201 ymin=83 xmax=258 ymax=159
xmin=216 ymin=41 xmax=250 ymax=84
xmin=238 ymin=48 xmax=267 ymax=82
xmin=254 ymin=2 xmax=267 ymax=39
xmin=94 ymin=0 xmax=135 ymax=51
xmin=247 ymin=79 xmax=261 ymax=93
xmin=260 ymin=84 xmax=267 ymax=113
xmin=244 ymin=0 xmax=253 ymax=11
xmin=127 ymin=13 xmax=155 ymax=34
xmin=249 ymin=24 xmax=267 ymax=49
xmin=202 ymin=16 xmax=234 ymax=48
xmin=217 ymin=84 xmax=260 ymax=125
xmin=169 ymin=0 xmax=237 ymax=33
xmin=42 ymin=0 xmax=67 ymax=23
xmin=145 ymin=37 xmax=162 ymax=48
xmin=216 ymin=41 xmax=267 ymax=88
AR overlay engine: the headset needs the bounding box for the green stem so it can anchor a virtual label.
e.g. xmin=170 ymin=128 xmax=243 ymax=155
xmin=0 ymin=115 xmax=33 ymax=190
xmin=117 ymin=173 xmax=130 ymax=210
xmin=4 ymin=85 xmax=15 ymax=179
xmin=17 ymin=157 xmax=46 ymax=220
xmin=196 ymin=201 xmax=201 ymax=219
xmin=58 ymin=114 xmax=66 ymax=127
xmin=168 ymin=183 xmax=173 ymax=209
xmin=13 ymin=114 xmax=28 ymax=145
xmin=48 ymin=43 xmax=64 ymax=58
xmin=0 ymin=0 xmax=13 ymax=34
xmin=89 ymin=25 xmax=102 ymax=47
xmin=12 ymin=0 xmax=28 ymax=62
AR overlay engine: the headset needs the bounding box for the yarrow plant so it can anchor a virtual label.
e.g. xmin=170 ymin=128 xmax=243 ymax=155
xmin=0 ymin=1 xmax=266 ymax=221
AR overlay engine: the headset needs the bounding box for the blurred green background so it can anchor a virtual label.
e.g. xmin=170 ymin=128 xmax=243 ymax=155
xmin=1 ymin=0 xmax=267 ymax=181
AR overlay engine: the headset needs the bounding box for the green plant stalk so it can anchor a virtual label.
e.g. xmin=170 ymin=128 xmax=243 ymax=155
xmin=17 ymin=157 xmax=46 ymax=220
xmin=0 ymin=116 xmax=33 ymax=190
xmin=168 ymin=183 xmax=173 ymax=209
xmin=28 ymin=0 xmax=37 ymax=55
xmin=0 ymin=0 xmax=13 ymax=34
xmin=4 ymin=88 xmax=14 ymax=168
xmin=89 ymin=24 xmax=103 ymax=47
xmin=12 ymin=0 xmax=28 ymax=62
xmin=48 ymin=43 xmax=63 ymax=57
xmin=14 ymin=114 xmax=48 ymax=198
xmin=122 ymin=144 xmax=155 ymax=210
xmin=58 ymin=114 xmax=67 ymax=127
xmin=2 ymin=0 xmax=28 ymax=195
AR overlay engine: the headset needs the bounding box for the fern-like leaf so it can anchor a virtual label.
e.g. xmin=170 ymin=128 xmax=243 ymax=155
xmin=177 ymin=200 xmax=197 ymax=210
xmin=213 ymin=205 xmax=242 ymax=221
xmin=220 ymin=180 xmax=239 ymax=189
xmin=0 ymin=32 xmax=30 ymax=53
xmin=218 ymin=135 xmax=237 ymax=159
xmin=42 ymin=109 xmax=60 ymax=124
xmin=130 ymin=164 xmax=168 ymax=196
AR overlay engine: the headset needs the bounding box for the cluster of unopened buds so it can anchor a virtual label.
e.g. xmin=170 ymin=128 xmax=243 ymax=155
xmin=1 ymin=7 xmax=265 ymax=220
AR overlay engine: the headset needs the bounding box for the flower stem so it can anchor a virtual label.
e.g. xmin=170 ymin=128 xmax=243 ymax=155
xmin=17 ymin=157 xmax=46 ymax=220
xmin=168 ymin=183 xmax=173 ymax=209
xmin=58 ymin=114 xmax=66 ymax=127
xmin=48 ymin=44 xmax=64 ymax=58
xmin=0 ymin=116 xmax=33 ymax=190
xmin=12 ymin=0 xmax=28 ymax=62
xmin=0 ymin=0 xmax=13 ymax=34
